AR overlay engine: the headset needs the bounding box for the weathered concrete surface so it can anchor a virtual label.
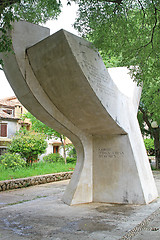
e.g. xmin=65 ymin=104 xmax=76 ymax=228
xmin=1 ymin=21 xmax=158 ymax=205
xmin=0 ymin=172 xmax=160 ymax=240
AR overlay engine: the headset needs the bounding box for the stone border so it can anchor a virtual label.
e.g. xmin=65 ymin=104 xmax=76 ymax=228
xmin=0 ymin=171 xmax=73 ymax=191
xmin=119 ymin=207 xmax=160 ymax=240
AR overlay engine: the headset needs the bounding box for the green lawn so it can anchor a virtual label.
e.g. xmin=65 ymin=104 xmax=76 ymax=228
xmin=0 ymin=161 xmax=75 ymax=181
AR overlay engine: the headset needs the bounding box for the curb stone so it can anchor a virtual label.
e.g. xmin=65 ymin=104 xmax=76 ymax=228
xmin=0 ymin=171 xmax=73 ymax=191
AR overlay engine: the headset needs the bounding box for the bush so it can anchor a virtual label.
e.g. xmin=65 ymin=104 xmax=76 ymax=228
xmin=144 ymin=138 xmax=155 ymax=156
xmin=43 ymin=153 xmax=64 ymax=163
xmin=0 ymin=153 xmax=26 ymax=170
xmin=66 ymin=157 xmax=77 ymax=164
xmin=9 ymin=129 xmax=47 ymax=165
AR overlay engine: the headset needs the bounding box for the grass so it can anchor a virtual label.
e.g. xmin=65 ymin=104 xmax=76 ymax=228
xmin=0 ymin=161 xmax=75 ymax=181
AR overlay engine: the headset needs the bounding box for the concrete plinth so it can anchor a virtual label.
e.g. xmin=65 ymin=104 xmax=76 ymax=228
xmin=1 ymin=21 xmax=158 ymax=205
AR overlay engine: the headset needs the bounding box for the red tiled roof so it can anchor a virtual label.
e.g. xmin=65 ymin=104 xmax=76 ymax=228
xmin=0 ymin=96 xmax=22 ymax=108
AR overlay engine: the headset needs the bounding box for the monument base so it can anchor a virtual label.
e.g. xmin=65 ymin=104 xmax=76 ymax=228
xmin=63 ymin=133 xmax=158 ymax=205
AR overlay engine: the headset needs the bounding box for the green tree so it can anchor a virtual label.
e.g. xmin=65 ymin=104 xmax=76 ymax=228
xmin=0 ymin=0 xmax=62 ymax=67
xmin=74 ymin=0 xmax=160 ymax=85
xmin=143 ymin=138 xmax=155 ymax=156
xmin=138 ymin=85 xmax=160 ymax=168
xmin=9 ymin=128 xmax=47 ymax=165
xmin=24 ymin=112 xmax=67 ymax=164
xmin=66 ymin=144 xmax=77 ymax=158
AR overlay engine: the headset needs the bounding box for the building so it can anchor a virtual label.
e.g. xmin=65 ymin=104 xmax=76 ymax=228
xmin=0 ymin=96 xmax=72 ymax=158
xmin=0 ymin=96 xmax=30 ymax=155
xmin=39 ymin=137 xmax=72 ymax=160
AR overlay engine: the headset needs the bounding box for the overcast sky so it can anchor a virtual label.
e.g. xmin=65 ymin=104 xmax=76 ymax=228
xmin=0 ymin=0 xmax=78 ymax=99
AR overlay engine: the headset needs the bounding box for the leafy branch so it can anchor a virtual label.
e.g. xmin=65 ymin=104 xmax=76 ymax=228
xmin=136 ymin=6 xmax=158 ymax=51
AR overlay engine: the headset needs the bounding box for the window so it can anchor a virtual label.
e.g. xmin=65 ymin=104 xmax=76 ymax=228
xmin=0 ymin=123 xmax=7 ymax=137
xmin=20 ymin=123 xmax=30 ymax=131
xmin=3 ymin=109 xmax=13 ymax=115
xmin=53 ymin=146 xmax=59 ymax=153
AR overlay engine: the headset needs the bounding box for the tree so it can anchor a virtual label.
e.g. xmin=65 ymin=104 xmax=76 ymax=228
xmin=9 ymin=128 xmax=47 ymax=165
xmin=67 ymin=144 xmax=77 ymax=158
xmin=143 ymin=138 xmax=155 ymax=156
xmin=0 ymin=0 xmax=62 ymax=67
xmin=74 ymin=0 xmax=160 ymax=85
xmin=138 ymin=108 xmax=160 ymax=169
xmin=24 ymin=112 xmax=67 ymax=164
xmin=138 ymin=78 xmax=160 ymax=169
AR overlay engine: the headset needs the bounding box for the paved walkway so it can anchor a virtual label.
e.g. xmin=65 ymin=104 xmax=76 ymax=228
xmin=0 ymin=172 xmax=160 ymax=240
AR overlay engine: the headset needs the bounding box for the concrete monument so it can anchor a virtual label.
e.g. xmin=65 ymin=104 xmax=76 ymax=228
xmin=1 ymin=21 xmax=158 ymax=205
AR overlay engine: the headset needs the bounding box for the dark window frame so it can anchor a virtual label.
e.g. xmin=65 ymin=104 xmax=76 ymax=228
xmin=0 ymin=123 xmax=7 ymax=137
xmin=53 ymin=146 xmax=59 ymax=153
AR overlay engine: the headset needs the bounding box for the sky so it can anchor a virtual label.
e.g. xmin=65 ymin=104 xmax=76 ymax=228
xmin=0 ymin=0 xmax=78 ymax=99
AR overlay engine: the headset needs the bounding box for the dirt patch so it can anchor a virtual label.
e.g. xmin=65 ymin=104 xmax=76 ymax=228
xmin=96 ymin=204 xmax=135 ymax=216
xmin=60 ymin=218 xmax=116 ymax=233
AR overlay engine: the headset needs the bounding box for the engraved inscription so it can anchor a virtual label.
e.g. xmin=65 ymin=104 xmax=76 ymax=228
xmin=83 ymin=61 xmax=115 ymax=98
xmin=98 ymin=148 xmax=124 ymax=159
xmin=84 ymin=61 xmax=108 ymax=84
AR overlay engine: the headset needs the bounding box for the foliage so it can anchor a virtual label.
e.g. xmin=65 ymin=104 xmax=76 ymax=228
xmin=0 ymin=161 xmax=75 ymax=181
xmin=0 ymin=0 xmax=62 ymax=66
xmin=144 ymin=138 xmax=155 ymax=156
xmin=24 ymin=112 xmax=63 ymax=140
xmin=140 ymin=78 xmax=160 ymax=126
xmin=66 ymin=144 xmax=77 ymax=158
xmin=0 ymin=152 xmax=25 ymax=170
xmin=138 ymin=78 xmax=160 ymax=168
xmin=0 ymin=0 xmax=61 ymax=24
xmin=74 ymin=0 xmax=160 ymax=86
xmin=66 ymin=157 xmax=76 ymax=164
xmin=43 ymin=153 xmax=64 ymax=163
xmin=24 ymin=112 xmax=68 ymax=164
xmin=24 ymin=112 xmax=59 ymax=139
xmin=8 ymin=128 xmax=47 ymax=165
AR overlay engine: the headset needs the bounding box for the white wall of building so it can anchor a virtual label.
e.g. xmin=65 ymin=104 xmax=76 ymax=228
xmin=39 ymin=138 xmax=64 ymax=161
xmin=7 ymin=121 xmax=19 ymax=138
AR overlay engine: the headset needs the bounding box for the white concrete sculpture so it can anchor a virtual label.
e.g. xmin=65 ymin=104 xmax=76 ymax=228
xmin=1 ymin=21 xmax=158 ymax=205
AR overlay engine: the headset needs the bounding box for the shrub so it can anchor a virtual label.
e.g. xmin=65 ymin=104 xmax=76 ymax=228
xmin=9 ymin=129 xmax=47 ymax=165
xmin=66 ymin=157 xmax=77 ymax=164
xmin=0 ymin=153 xmax=26 ymax=170
xmin=144 ymin=138 xmax=155 ymax=156
xmin=43 ymin=153 xmax=64 ymax=163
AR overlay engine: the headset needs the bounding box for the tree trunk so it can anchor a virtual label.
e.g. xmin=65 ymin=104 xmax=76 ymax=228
xmin=60 ymin=135 xmax=67 ymax=164
xmin=153 ymin=128 xmax=160 ymax=169
xmin=139 ymin=106 xmax=160 ymax=169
